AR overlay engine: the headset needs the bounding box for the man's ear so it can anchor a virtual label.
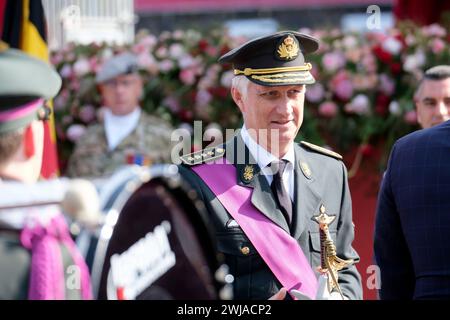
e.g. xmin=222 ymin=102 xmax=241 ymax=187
xmin=231 ymin=87 xmax=245 ymax=113
xmin=23 ymin=124 xmax=35 ymax=159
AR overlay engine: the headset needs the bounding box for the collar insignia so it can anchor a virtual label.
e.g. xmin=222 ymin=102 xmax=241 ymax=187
xmin=300 ymin=162 xmax=312 ymax=179
xmin=243 ymin=165 xmax=254 ymax=182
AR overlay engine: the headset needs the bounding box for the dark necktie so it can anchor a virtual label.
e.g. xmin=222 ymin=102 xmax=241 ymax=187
xmin=270 ymin=160 xmax=293 ymax=226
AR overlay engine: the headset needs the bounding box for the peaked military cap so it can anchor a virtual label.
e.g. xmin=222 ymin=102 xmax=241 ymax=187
xmin=219 ymin=30 xmax=319 ymax=86
xmin=95 ymin=52 xmax=139 ymax=84
xmin=0 ymin=41 xmax=62 ymax=134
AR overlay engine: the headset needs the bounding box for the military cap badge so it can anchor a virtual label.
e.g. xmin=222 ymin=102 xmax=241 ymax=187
xmin=277 ymin=35 xmax=299 ymax=60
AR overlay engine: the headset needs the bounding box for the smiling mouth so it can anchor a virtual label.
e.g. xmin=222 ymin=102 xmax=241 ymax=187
xmin=272 ymin=120 xmax=293 ymax=125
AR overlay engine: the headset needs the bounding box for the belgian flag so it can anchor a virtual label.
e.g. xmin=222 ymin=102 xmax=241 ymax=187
xmin=0 ymin=0 xmax=59 ymax=179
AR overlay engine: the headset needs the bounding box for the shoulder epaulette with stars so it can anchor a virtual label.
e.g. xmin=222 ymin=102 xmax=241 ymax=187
xmin=300 ymin=141 xmax=343 ymax=160
xmin=180 ymin=145 xmax=226 ymax=166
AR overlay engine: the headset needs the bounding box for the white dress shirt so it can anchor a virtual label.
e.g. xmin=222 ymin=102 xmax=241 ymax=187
xmin=104 ymin=107 xmax=141 ymax=151
xmin=240 ymin=125 xmax=295 ymax=201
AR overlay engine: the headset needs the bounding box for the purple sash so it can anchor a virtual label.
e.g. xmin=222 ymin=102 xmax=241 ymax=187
xmin=192 ymin=160 xmax=318 ymax=299
xmin=21 ymin=214 xmax=93 ymax=300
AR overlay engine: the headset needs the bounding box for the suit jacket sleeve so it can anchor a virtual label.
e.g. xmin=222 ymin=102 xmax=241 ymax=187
xmin=374 ymin=143 xmax=415 ymax=299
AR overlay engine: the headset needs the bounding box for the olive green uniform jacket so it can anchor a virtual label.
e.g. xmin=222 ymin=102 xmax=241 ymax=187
xmin=179 ymin=134 xmax=362 ymax=300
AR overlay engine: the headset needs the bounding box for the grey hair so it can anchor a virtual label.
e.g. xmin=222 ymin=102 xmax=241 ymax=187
xmin=231 ymin=75 xmax=250 ymax=99
xmin=415 ymin=65 xmax=450 ymax=98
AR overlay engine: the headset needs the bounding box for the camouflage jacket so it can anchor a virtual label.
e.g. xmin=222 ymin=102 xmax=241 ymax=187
xmin=66 ymin=111 xmax=173 ymax=178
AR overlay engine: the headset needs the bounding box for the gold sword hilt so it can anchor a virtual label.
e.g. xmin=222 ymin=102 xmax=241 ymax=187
xmin=314 ymin=205 xmax=353 ymax=299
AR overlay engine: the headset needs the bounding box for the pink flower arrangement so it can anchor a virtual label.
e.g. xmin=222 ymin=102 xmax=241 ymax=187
xmin=318 ymin=101 xmax=338 ymax=118
xmin=306 ymin=83 xmax=325 ymax=103
xmin=51 ymin=22 xmax=449 ymax=172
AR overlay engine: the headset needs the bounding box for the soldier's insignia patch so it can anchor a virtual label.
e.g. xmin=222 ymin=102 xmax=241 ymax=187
xmin=300 ymin=162 xmax=312 ymax=179
xmin=276 ymin=35 xmax=299 ymax=61
xmin=243 ymin=165 xmax=254 ymax=182
xmin=180 ymin=145 xmax=226 ymax=166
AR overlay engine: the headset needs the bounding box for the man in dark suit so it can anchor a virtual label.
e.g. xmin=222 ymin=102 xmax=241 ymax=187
xmin=178 ymin=31 xmax=362 ymax=300
xmin=374 ymin=66 xmax=450 ymax=300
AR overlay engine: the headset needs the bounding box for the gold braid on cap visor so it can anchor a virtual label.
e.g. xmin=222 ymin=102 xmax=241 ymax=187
xmin=233 ymin=63 xmax=312 ymax=76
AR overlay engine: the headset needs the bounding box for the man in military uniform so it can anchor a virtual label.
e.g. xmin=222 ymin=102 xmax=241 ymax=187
xmin=179 ymin=31 xmax=362 ymax=300
xmin=66 ymin=52 xmax=173 ymax=178
xmin=0 ymin=43 xmax=92 ymax=299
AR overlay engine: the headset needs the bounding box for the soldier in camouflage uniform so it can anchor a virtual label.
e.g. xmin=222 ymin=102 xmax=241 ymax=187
xmin=66 ymin=52 xmax=173 ymax=178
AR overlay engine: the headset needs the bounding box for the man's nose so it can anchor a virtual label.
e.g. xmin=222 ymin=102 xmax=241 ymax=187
xmin=277 ymin=96 xmax=294 ymax=114
xmin=436 ymin=101 xmax=449 ymax=118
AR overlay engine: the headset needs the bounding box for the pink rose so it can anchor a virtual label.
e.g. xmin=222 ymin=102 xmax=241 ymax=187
xmin=335 ymin=79 xmax=353 ymax=101
xmin=198 ymin=75 xmax=215 ymax=90
xmin=405 ymin=34 xmax=416 ymax=46
xmin=331 ymin=71 xmax=354 ymax=101
xmin=62 ymin=115 xmax=73 ymax=125
xmin=361 ymin=53 xmax=377 ymax=73
xmin=89 ymin=57 xmax=100 ymax=74
xmin=66 ymin=124 xmax=86 ymax=142
xmin=404 ymin=110 xmax=418 ymax=125
xmin=132 ymin=42 xmax=147 ymax=55
xmin=137 ymin=52 xmax=157 ymax=74
xmin=159 ymin=60 xmax=174 ymax=72
xmin=422 ymin=24 xmax=446 ymax=38
xmin=196 ymin=89 xmax=213 ymax=107
xmin=139 ymin=34 xmax=157 ymax=48
xmin=51 ymin=52 xmax=63 ymax=65
xmin=169 ymin=43 xmax=184 ymax=59
xmin=73 ymin=58 xmax=91 ymax=76
xmin=179 ymin=68 xmax=196 ymax=85
xmin=155 ymin=46 xmax=168 ymax=59
xmin=178 ymin=122 xmax=193 ymax=135
xmin=430 ymin=38 xmax=445 ymax=54
xmin=54 ymin=89 xmax=69 ymax=111
xmin=322 ymin=51 xmax=346 ymax=72
xmin=220 ymin=70 xmax=234 ymax=88
xmin=378 ymin=74 xmax=395 ymax=96
xmin=345 ymin=94 xmax=370 ymax=115
xmin=163 ymin=96 xmax=181 ymax=113
xmin=173 ymin=30 xmax=185 ymax=40
xmin=404 ymin=50 xmax=425 ymax=72
xmin=318 ymin=101 xmax=338 ymax=118
xmin=381 ymin=37 xmax=402 ymax=55
xmin=79 ymin=105 xmax=96 ymax=123
xmin=59 ymin=64 xmax=73 ymax=78
xmin=69 ymin=78 xmax=80 ymax=91
xmin=178 ymin=54 xmax=197 ymax=69
xmin=389 ymin=101 xmax=401 ymax=115
xmin=306 ymin=83 xmax=325 ymax=103
xmin=205 ymin=45 xmax=218 ymax=57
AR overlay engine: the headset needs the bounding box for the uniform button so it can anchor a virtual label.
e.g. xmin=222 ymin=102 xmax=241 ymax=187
xmin=240 ymin=246 xmax=250 ymax=255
